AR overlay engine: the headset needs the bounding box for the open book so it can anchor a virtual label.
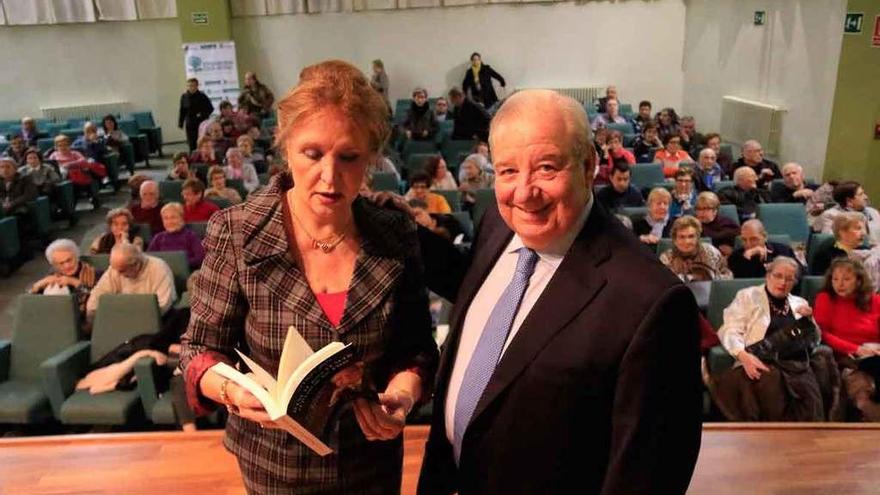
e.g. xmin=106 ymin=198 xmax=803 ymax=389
xmin=211 ymin=327 xmax=371 ymax=456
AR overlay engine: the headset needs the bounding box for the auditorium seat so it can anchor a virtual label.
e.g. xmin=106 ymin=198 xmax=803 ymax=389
xmin=28 ymin=196 xmax=53 ymax=242
xmin=56 ymin=180 xmax=78 ymax=226
xmin=605 ymin=122 xmax=634 ymax=135
xmin=80 ymin=254 xmax=110 ymax=275
xmin=371 ymin=171 xmax=400 ymax=193
xmin=186 ymin=222 xmax=207 ymax=239
xmin=706 ymin=278 xmax=765 ymax=374
xmin=134 ymin=356 xmax=176 ymax=425
xmin=472 ymin=188 xmax=495 ymax=226
xmin=136 ymin=223 xmax=153 ymax=247
xmin=44 ymin=294 xmax=161 ymax=425
xmin=713 ymin=180 xmax=734 ymax=191
xmin=0 ymin=295 xmax=80 ymax=424
xmin=404 ymin=153 xmax=434 ymax=177
xmin=148 ymin=250 xmax=190 ymax=295
xmin=0 ymin=217 xmax=21 ymax=274
xmin=159 ymin=180 xmax=183 ymax=203
xmin=117 ymin=119 xmax=150 ymax=166
xmin=629 ymin=164 xmax=664 ymax=190
xmin=806 ymin=233 xmax=835 ymax=275
xmin=206 ymin=196 xmax=233 ymax=209
xmin=131 ymin=111 xmax=163 ymax=157
xmin=798 ymin=275 xmax=825 ymax=305
xmin=757 ymin=203 xmax=810 ymax=244
xmin=718 ymin=204 xmax=741 ymax=226
xmin=226 ymin=178 xmax=248 ymax=201
xmin=441 ymin=140 xmax=474 ymax=167
xmin=435 ymin=190 xmax=461 ymax=212
xmin=402 ymin=140 xmax=438 ymax=159
xmin=451 ymin=212 xmax=474 ymax=240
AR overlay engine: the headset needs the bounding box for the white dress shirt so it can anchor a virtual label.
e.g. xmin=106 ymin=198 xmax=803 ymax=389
xmin=445 ymin=197 xmax=593 ymax=442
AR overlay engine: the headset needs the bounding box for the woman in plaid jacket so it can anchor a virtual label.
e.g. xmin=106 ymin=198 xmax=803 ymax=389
xmin=181 ymin=60 xmax=439 ymax=494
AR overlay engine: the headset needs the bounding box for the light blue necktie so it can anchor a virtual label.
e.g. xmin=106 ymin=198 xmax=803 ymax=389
xmin=453 ymin=247 xmax=539 ymax=464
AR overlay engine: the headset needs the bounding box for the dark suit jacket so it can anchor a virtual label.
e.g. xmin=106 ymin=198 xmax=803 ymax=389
xmin=417 ymin=202 xmax=703 ymax=495
xmin=728 ymin=241 xmax=798 ymax=279
xmin=178 ymin=90 xmax=214 ymax=128
xmin=451 ymin=98 xmax=491 ymax=142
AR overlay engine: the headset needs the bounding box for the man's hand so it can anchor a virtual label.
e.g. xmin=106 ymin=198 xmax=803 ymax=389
xmin=743 ymin=245 xmax=768 ymax=261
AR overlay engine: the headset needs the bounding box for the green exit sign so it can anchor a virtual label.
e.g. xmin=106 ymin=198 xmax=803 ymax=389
xmin=754 ymin=11 xmax=766 ymax=26
xmin=844 ymin=12 xmax=863 ymax=34
xmin=191 ymin=12 xmax=209 ymax=25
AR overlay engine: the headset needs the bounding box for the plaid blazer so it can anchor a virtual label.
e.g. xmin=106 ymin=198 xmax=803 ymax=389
xmin=180 ymin=172 xmax=438 ymax=494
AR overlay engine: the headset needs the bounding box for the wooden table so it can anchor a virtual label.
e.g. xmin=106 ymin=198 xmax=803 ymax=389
xmin=1 ymin=424 xmax=878 ymax=494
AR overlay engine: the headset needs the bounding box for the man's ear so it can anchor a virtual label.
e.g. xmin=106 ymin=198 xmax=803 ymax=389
xmin=583 ymin=151 xmax=597 ymax=188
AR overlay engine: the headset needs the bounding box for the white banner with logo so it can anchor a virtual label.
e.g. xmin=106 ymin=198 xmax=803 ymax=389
xmin=183 ymin=41 xmax=240 ymax=114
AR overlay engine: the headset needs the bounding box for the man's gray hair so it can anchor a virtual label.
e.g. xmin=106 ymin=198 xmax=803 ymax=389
xmin=766 ymin=256 xmax=800 ymax=276
xmin=140 ymin=180 xmax=158 ymax=194
xmin=680 ymin=115 xmax=695 ymax=123
xmin=733 ymin=166 xmax=755 ymax=184
xmin=699 ymin=147 xmax=716 ymax=160
xmin=45 ymin=239 xmax=79 ymax=264
xmin=782 ymin=162 xmax=803 ymax=174
xmin=741 ymin=219 xmax=767 ymax=238
xmin=111 ymin=242 xmax=144 ymax=267
xmin=742 ymin=139 xmax=761 ymax=151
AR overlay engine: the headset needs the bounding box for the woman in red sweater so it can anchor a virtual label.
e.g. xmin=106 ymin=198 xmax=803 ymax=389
xmin=814 ymin=258 xmax=880 ymax=421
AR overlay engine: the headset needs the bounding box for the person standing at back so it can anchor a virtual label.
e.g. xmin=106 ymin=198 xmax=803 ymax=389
xmin=178 ymin=78 xmax=214 ymax=152
xmin=461 ymin=52 xmax=506 ymax=109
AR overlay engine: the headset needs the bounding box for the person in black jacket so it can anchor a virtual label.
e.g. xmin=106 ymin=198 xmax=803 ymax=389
xmin=1 ymin=157 xmax=38 ymax=238
xmin=726 ymin=139 xmax=781 ymax=186
xmin=728 ymin=219 xmax=800 ymax=278
xmin=178 ymin=78 xmax=214 ymax=152
xmin=461 ymin=52 xmax=506 ymax=108
xmin=448 ymin=87 xmax=491 ymax=142
xmin=717 ymin=166 xmax=771 ymax=223
xmin=596 ymin=162 xmax=644 ymax=212
xmin=770 ymin=162 xmax=817 ymax=203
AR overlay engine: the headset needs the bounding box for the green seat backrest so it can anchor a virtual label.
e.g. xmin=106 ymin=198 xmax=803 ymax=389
xmin=10 ymin=295 xmax=80 ymax=382
xmin=28 ymin=196 xmax=52 ymax=237
xmin=402 ymin=140 xmax=438 ymax=158
xmin=441 ymin=140 xmax=475 ymax=164
xmin=718 ymin=204 xmax=740 ymax=226
xmin=472 ymin=188 xmax=496 ymax=227
xmin=798 ymin=276 xmax=825 ymax=306
xmin=630 ymin=164 xmax=664 ymax=189
xmin=606 ymin=122 xmax=634 ymax=135
xmin=807 ymin=233 xmax=836 ymax=275
xmin=619 ymin=206 xmax=648 ymax=223
xmin=435 ymin=190 xmax=461 ymax=212
xmin=159 ymin=181 xmax=183 ymax=202
xmin=707 ymin=278 xmax=765 ymax=329
xmin=713 ymin=180 xmax=734 ymax=192
xmin=186 ymin=222 xmax=207 ymax=239
xmin=81 ymin=254 xmax=110 ymax=275
xmin=371 ymin=172 xmax=400 ymax=193
xmin=226 ymin=178 xmax=248 ymax=200
xmin=131 ymin=112 xmax=156 ymax=129
xmin=258 ymin=173 xmax=270 ymax=185
xmin=37 ymin=138 xmax=55 ymax=153
xmin=136 ymin=223 xmax=152 ymax=247
xmin=147 ymin=251 xmax=190 ymax=294
xmin=757 ymin=203 xmax=809 ymax=243
xmin=0 ymin=217 xmax=20 ymax=259
xmin=451 ymin=212 xmax=474 ymax=239
xmin=90 ymin=294 xmax=161 ymax=364
xmin=404 ymin=153 xmax=435 ymax=175
xmin=117 ymin=119 xmax=141 ymax=137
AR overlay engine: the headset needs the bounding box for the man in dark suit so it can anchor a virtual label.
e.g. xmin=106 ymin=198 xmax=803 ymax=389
xmin=448 ymin=87 xmax=491 ymax=142
xmin=727 ymin=219 xmax=801 ymax=279
xmin=178 ymin=78 xmax=214 ymax=152
xmin=417 ymin=90 xmax=703 ymax=494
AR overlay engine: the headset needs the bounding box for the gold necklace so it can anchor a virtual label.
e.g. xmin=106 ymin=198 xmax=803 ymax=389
xmin=289 ymin=204 xmax=352 ymax=254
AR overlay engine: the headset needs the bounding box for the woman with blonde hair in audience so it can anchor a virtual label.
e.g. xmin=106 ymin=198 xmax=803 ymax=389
xmin=29 ymin=238 xmax=96 ymax=318
xmin=188 ymin=135 xmax=217 ymax=167
xmin=424 ymin=155 xmax=457 ymax=190
xmin=712 ymin=256 xmax=840 ymax=421
xmin=89 ymin=207 xmax=144 ymax=254
xmin=204 ymin=165 xmax=243 ymax=205
xmin=693 ymin=191 xmax=739 ymax=256
xmin=224 ymin=147 xmax=259 ymax=194
xmin=47 ymin=134 xmax=103 ymax=208
xmin=148 ymin=202 xmax=206 ymax=269
xmin=659 ymin=215 xmax=732 ymax=282
xmin=181 ymin=60 xmax=437 ymax=492
xmin=814 ymin=257 xmax=880 ymax=420
xmin=403 ymin=87 xmax=437 ymax=141
xmin=634 ymin=187 xmax=673 ymax=245
xmin=812 ymin=212 xmax=868 ymax=277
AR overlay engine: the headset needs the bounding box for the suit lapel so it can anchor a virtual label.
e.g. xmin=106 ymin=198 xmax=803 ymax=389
xmin=338 ymin=251 xmax=402 ymax=335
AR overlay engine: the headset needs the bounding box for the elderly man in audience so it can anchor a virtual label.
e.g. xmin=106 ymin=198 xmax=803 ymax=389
xmin=812 ymin=212 xmax=869 ymax=277
xmin=660 ymin=215 xmax=733 ymax=282
xmin=238 ymin=71 xmax=275 ymax=118
xmin=89 ymin=207 xmax=144 ymax=254
xmin=129 ymin=180 xmax=165 ymax=235
xmin=596 ymin=162 xmax=644 ymax=212
xmin=771 ymin=162 xmax=817 ymax=203
xmin=712 ymin=256 xmax=839 ymax=421
xmin=596 ymin=85 xmax=618 ymax=114
xmin=181 ymin=178 xmax=220 ymax=222
xmin=729 ymin=139 xmax=781 ymax=186
xmin=29 ymin=239 xmax=96 ymax=318
xmin=0 ymin=156 xmax=37 ymax=218
xmin=814 ymin=258 xmax=880 ymax=421
xmin=815 ymin=181 xmax=880 ymax=246
xmin=692 ymin=147 xmax=725 ymax=192
xmin=86 ymin=243 xmax=177 ymax=324
xmin=728 ymin=219 xmax=799 ymax=279
xmin=20 ymin=117 xmax=40 ymax=147
xmin=403 ymin=87 xmax=438 ymax=141
xmin=669 ymin=168 xmax=698 ymax=219
xmin=591 ymin=97 xmax=629 ymax=131
xmin=634 ymin=187 xmax=673 ymax=245
xmin=448 ymin=86 xmax=491 ymax=142
xmin=18 ymin=149 xmax=60 ymax=197
xmin=694 ymin=191 xmax=739 ymax=256
xmin=717 ymin=166 xmax=771 ymax=223
xmin=678 ymin=116 xmax=705 ymax=160
xmin=3 ymin=134 xmax=28 ymax=166
xmin=148 ymin=202 xmax=206 ymax=269
xmin=633 ymin=121 xmax=663 ymax=163
xmin=632 ymin=100 xmax=652 ymax=134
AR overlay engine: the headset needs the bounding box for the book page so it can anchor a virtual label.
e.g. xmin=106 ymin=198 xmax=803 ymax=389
xmin=279 ymin=342 xmax=347 ymax=411
xmin=235 ymin=350 xmax=278 ymax=396
xmin=211 ymin=362 xmax=283 ymax=419
xmin=275 ymin=326 xmax=314 ymax=402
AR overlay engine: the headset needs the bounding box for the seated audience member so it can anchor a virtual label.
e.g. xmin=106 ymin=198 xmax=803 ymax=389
xmin=669 ymin=168 xmax=698 ymax=219
xmin=712 ymin=256 xmax=838 ymax=421
xmin=408 ymin=199 xmax=467 ymax=243
xmin=224 ymin=147 xmax=259 ymax=193
xmin=704 ymin=132 xmax=732 ymax=173
xmin=694 ymin=191 xmax=740 ymax=256
xmin=72 ymin=122 xmax=108 ymax=162
xmin=591 ymin=97 xmax=629 ymax=131
xmin=0 ymin=156 xmax=37 ymax=218
xmin=678 ymin=116 xmax=705 ymax=160
xmin=403 ymin=87 xmax=437 ymax=141
xmin=596 ymin=85 xmax=618 ymax=114
xmin=129 ymin=180 xmax=165 ymax=235
xmin=29 ymin=239 xmax=96 ymax=317
xmin=634 ymin=187 xmax=673 ymax=245
xmin=188 ymin=136 xmax=218 ymax=167
xmin=220 ymin=118 xmax=240 ymax=143
xmin=596 ymin=162 xmax=644 ymax=212
xmin=448 ymin=86 xmax=490 ymax=142
xmin=815 ymin=181 xmax=880 ymax=246
xmin=659 ymin=215 xmax=732 ymax=281
xmin=99 ymin=114 xmax=129 ymax=153
xmin=166 ymin=152 xmax=193 ymax=181
xmin=86 ymin=243 xmax=177 ymax=324
xmin=593 ymin=127 xmax=610 ymax=167
xmin=236 ymin=134 xmax=266 ymax=174
xmin=656 ymin=107 xmax=680 ymax=141
xmin=20 ymin=117 xmax=40 ymax=147
xmin=47 ymin=134 xmax=102 ymax=207
xmin=204 ymin=165 xmax=242 ymax=204
xmin=654 ymin=134 xmax=692 ymax=177
xmin=728 ymin=219 xmax=799 ymax=278
xmin=717 ymin=166 xmax=771 ymax=223
xmin=148 ymin=202 xmax=206 ymax=269
xmin=596 ymin=130 xmax=635 ymax=183
xmin=693 ymin=147 xmax=725 ymax=192
xmin=632 ymin=100 xmax=652 ymax=134
xmin=433 ymin=97 xmax=453 ymax=122
xmin=771 ymin=162 xmax=817 ymax=203
xmin=729 ymin=139 xmax=781 ymax=186
xmin=367 ymin=153 xmax=401 ymax=182
xmin=405 ymin=172 xmax=451 ymax=214
xmin=814 ymin=258 xmax=880 ymax=421
xmin=206 ymin=121 xmax=233 ymax=159
xmin=812 ymin=212 xmax=868 ymax=277
xmin=18 ymin=148 xmax=60 ymax=196
xmin=181 ymin=178 xmax=220 ymax=222
xmin=458 ymin=156 xmax=494 ymax=208
xmin=89 ymin=208 xmax=144 ymax=254
xmin=633 ymin=121 xmax=663 ymax=163
xmin=425 ymin=155 xmax=457 ymax=190
xmin=3 ymin=134 xmax=28 ymax=166
xmin=128 ymin=174 xmax=150 ymax=202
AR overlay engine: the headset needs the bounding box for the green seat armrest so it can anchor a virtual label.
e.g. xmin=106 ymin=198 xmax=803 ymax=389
xmin=134 ymin=355 xmax=162 ymax=415
xmin=40 ymin=341 xmax=91 ymax=419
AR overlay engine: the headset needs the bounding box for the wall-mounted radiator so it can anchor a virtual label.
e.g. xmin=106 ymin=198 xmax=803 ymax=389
xmin=720 ymin=96 xmax=785 ymax=157
xmin=40 ymin=102 xmax=132 ymax=123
